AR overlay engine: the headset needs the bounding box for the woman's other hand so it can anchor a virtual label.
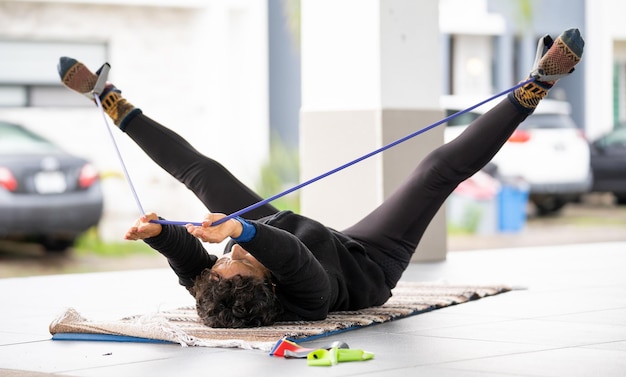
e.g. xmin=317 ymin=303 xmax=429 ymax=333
xmin=185 ymin=213 xmax=242 ymax=243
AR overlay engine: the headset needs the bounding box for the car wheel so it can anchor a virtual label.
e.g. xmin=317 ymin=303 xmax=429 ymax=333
xmin=614 ymin=193 xmax=626 ymax=205
xmin=41 ymin=237 xmax=75 ymax=253
xmin=533 ymin=196 xmax=567 ymax=216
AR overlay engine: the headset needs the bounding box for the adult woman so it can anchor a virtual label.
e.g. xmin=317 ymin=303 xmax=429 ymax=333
xmin=59 ymin=29 xmax=583 ymax=328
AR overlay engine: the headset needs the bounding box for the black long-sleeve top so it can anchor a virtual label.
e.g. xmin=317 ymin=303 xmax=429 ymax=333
xmin=144 ymin=210 xmax=391 ymax=321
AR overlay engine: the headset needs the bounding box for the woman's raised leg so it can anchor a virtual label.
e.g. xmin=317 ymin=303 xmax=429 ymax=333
xmin=58 ymin=57 xmax=278 ymax=219
xmin=344 ymin=29 xmax=584 ymax=288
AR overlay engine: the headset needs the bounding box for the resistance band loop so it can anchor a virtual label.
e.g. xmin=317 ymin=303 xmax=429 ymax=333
xmin=95 ymin=78 xmax=533 ymax=227
xmin=94 ymin=94 xmax=147 ymax=216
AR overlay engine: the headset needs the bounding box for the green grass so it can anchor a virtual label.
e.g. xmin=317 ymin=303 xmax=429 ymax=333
xmin=73 ymin=227 xmax=155 ymax=257
xmin=256 ymin=133 xmax=301 ymax=213
xmin=447 ymin=224 xmax=477 ymax=236
xmin=566 ymin=216 xmax=626 ymax=226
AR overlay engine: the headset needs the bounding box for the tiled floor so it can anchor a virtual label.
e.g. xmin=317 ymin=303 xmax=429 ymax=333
xmin=1 ymin=242 xmax=625 ymax=376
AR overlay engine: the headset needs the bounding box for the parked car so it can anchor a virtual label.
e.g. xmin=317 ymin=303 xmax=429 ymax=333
xmin=590 ymin=125 xmax=626 ymax=204
xmin=442 ymin=95 xmax=592 ymax=215
xmin=0 ymin=120 xmax=103 ymax=252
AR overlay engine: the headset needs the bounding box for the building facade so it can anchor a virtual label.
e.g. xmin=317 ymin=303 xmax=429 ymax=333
xmin=0 ymin=0 xmax=623 ymax=244
xmin=0 ymin=0 xmax=273 ymax=242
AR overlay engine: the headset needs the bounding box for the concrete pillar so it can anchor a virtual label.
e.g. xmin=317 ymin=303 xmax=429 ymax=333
xmin=300 ymin=0 xmax=447 ymax=261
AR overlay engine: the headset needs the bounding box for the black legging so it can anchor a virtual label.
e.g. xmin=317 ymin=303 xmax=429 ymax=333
xmin=122 ymin=97 xmax=529 ymax=288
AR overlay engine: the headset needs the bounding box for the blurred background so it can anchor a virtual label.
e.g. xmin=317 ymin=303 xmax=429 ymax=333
xmin=1 ymin=0 xmax=625 ymax=277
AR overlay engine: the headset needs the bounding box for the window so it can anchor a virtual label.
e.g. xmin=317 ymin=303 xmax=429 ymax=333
xmin=0 ymin=40 xmax=107 ymax=107
xmin=614 ymin=61 xmax=626 ymax=125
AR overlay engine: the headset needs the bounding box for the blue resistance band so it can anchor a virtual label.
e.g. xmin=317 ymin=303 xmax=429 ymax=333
xmin=98 ymin=78 xmax=534 ymax=227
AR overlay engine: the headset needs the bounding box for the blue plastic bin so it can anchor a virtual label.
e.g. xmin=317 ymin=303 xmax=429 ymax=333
xmin=497 ymin=185 xmax=529 ymax=232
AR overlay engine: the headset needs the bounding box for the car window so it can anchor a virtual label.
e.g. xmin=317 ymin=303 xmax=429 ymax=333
xmin=444 ymin=111 xmax=578 ymax=131
xmin=445 ymin=110 xmax=481 ymax=126
xmin=519 ymin=114 xmax=577 ymax=130
xmin=0 ymin=122 xmax=61 ymax=154
xmin=599 ymin=127 xmax=626 ymax=148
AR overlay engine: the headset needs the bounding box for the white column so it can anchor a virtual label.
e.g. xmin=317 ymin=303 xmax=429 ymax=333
xmin=300 ymin=0 xmax=447 ymax=261
xmin=585 ymin=0 xmax=614 ymax=139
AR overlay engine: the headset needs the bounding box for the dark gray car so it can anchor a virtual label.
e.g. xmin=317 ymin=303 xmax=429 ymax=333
xmin=590 ymin=125 xmax=626 ymax=204
xmin=0 ymin=121 xmax=103 ymax=251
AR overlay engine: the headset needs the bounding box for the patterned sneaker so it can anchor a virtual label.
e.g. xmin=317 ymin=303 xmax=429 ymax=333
xmin=58 ymin=57 xmax=140 ymax=127
xmin=510 ymin=28 xmax=584 ymax=111
xmin=58 ymin=56 xmax=99 ymax=99
xmin=533 ymin=28 xmax=584 ymax=85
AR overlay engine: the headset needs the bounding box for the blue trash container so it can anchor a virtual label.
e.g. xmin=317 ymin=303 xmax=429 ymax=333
xmin=497 ymin=183 xmax=530 ymax=232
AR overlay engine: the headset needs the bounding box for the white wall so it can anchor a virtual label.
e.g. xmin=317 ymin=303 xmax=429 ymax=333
xmin=583 ymin=0 xmax=626 ymax=140
xmin=585 ymin=0 xmax=615 ymax=139
xmin=0 ymin=0 xmax=269 ymax=244
xmin=300 ymin=0 xmax=381 ymax=111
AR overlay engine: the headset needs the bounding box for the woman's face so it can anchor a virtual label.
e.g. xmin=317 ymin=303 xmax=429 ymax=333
xmin=210 ymin=244 xmax=269 ymax=280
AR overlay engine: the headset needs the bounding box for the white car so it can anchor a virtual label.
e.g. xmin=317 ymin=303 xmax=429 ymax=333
xmin=442 ymin=95 xmax=592 ymax=215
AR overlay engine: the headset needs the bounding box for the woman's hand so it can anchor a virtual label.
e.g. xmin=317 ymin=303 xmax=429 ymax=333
xmin=124 ymin=212 xmax=163 ymax=240
xmin=185 ymin=213 xmax=242 ymax=243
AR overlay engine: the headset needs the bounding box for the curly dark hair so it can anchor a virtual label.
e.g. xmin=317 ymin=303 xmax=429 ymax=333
xmin=191 ymin=269 xmax=283 ymax=328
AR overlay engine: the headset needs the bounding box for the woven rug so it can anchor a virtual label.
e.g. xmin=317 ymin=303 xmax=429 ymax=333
xmin=50 ymin=282 xmax=510 ymax=352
